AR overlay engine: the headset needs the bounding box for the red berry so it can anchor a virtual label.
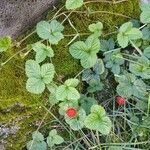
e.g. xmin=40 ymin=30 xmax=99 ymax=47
xmin=116 ymin=96 xmax=126 ymax=106
xmin=66 ymin=108 xmax=77 ymax=118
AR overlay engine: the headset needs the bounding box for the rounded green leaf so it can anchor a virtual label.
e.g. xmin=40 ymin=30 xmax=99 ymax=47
xmin=140 ymin=4 xmax=150 ymax=23
xmin=40 ymin=63 xmax=55 ymax=84
xmin=65 ymin=0 xmax=83 ymax=10
xmin=67 ymin=87 xmax=80 ymax=100
xmin=69 ymin=41 xmax=87 ymax=59
xmin=27 ymin=141 xmax=47 ymax=150
xmin=26 ymin=78 xmax=45 ymax=94
xmin=56 ymin=85 xmax=67 ymax=101
xmin=81 ymin=53 xmax=97 ymax=68
xmin=64 ymin=78 xmax=80 ymax=87
xmin=25 ymin=60 xmax=41 ymax=78
xmin=84 ymin=105 xmax=112 ymax=135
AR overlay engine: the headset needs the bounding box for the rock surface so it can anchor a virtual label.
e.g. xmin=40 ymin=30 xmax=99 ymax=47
xmin=0 ymin=0 xmax=58 ymax=38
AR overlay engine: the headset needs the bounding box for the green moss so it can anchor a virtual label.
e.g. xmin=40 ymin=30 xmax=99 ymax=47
xmin=0 ymin=0 xmax=141 ymax=149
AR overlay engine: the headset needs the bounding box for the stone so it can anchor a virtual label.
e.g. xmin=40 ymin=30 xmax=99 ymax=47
xmin=0 ymin=0 xmax=58 ymax=39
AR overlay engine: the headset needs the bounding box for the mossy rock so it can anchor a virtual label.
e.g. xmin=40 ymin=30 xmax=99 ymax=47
xmin=0 ymin=0 xmax=141 ymax=149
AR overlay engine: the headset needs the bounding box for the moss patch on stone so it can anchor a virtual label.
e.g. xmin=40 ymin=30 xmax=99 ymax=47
xmin=0 ymin=0 xmax=141 ymax=149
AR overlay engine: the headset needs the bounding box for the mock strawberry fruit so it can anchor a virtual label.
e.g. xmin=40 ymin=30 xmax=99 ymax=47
xmin=66 ymin=108 xmax=77 ymax=118
xmin=116 ymin=96 xmax=126 ymax=106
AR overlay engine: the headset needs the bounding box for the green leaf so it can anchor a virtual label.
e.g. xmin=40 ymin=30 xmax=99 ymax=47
xmin=116 ymin=73 xmax=147 ymax=98
xmin=81 ymin=53 xmax=97 ymax=68
xmin=25 ymin=60 xmax=41 ymax=78
xmin=89 ymin=22 xmax=103 ymax=37
xmin=0 ymin=36 xmax=12 ymax=52
xmin=32 ymin=42 xmax=54 ymax=63
xmin=41 ymin=63 xmax=55 ymax=84
xmin=26 ymin=78 xmax=45 ymax=94
xmin=117 ymin=22 xmax=142 ymax=48
xmin=144 ymin=46 xmax=150 ymax=59
xmin=47 ymin=129 xmax=64 ymax=147
xmin=104 ymin=49 xmax=124 ymax=74
xmin=56 ymin=80 xmax=80 ymax=101
xmin=27 ymin=141 xmax=47 ymax=150
xmin=93 ymin=59 xmax=105 ymax=75
xmin=140 ymin=4 xmax=150 ymax=23
xmin=100 ymin=38 xmax=115 ymax=52
xmin=87 ymin=80 xmax=103 ymax=93
xmin=69 ymin=35 xmax=100 ymax=68
xmin=84 ymin=105 xmax=112 ymax=135
xmin=80 ymin=95 xmax=97 ymax=114
xmin=65 ymin=0 xmax=83 ymax=10
xmin=26 ymin=131 xmax=47 ymax=150
xmin=129 ymin=57 xmax=150 ymax=79
xmin=36 ymin=20 xmax=64 ymax=44
xmin=65 ymin=108 xmax=86 ymax=130
xmin=64 ymin=78 xmax=80 ymax=87
xmin=25 ymin=60 xmax=55 ymax=94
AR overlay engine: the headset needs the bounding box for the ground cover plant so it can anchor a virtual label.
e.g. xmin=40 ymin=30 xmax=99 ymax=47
xmin=0 ymin=0 xmax=150 ymax=149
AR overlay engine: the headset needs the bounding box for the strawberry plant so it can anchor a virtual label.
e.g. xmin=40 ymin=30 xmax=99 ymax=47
xmin=0 ymin=0 xmax=150 ymax=150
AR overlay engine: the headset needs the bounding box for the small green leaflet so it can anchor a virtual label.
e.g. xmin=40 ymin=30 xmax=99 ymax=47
xmin=140 ymin=4 xmax=150 ymax=23
xmin=87 ymin=80 xmax=104 ymax=93
xmin=25 ymin=60 xmax=55 ymax=94
xmin=116 ymin=73 xmax=147 ymax=98
xmin=89 ymin=21 xmax=103 ymax=37
xmin=32 ymin=42 xmax=54 ymax=63
xmin=47 ymin=83 xmax=60 ymax=105
xmin=26 ymin=131 xmax=47 ymax=150
xmin=56 ymin=78 xmax=80 ymax=101
xmin=36 ymin=20 xmax=64 ymax=44
xmin=129 ymin=56 xmax=150 ymax=79
xmin=104 ymin=49 xmax=124 ymax=74
xmin=0 ymin=36 xmax=12 ymax=52
xmin=46 ymin=129 xmax=64 ymax=148
xmin=69 ymin=35 xmax=100 ymax=68
xmin=80 ymin=95 xmax=97 ymax=114
xmin=65 ymin=0 xmax=83 ymax=10
xmin=65 ymin=108 xmax=86 ymax=130
xmin=82 ymin=59 xmax=105 ymax=83
xmin=143 ymin=46 xmax=150 ymax=59
xmin=117 ymin=22 xmax=143 ymax=48
xmin=84 ymin=105 xmax=112 ymax=135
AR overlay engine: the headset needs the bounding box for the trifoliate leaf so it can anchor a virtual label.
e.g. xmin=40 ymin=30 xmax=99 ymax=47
xmin=89 ymin=22 xmax=103 ymax=37
xmin=65 ymin=108 xmax=86 ymax=130
xmin=65 ymin=0 xmax=83 ymax=10
xmin=140 ymin=4 xmax=150 ymax=23
xmin=64 ymin=78 xmax=80 ymax=87
xmin=117 ymin=22 xmax=143 ymax=48
xmin=32 ymin=42 xmax=54 ymax=63
xmin=56 ymin=79 xmax=80 ymax=101
xmin=69 ymin=35 xmax=100 ymax=68
xmin=47 ymin=129 xmax=64 ymax=148
xmin=116 ymin=73 xmax=147 ymax=98
xmin=0 ymin=36 xmax=12 ymax=52
xmin=36 ymin=20 xmax=64 ymax=44
xmin=25 ymin=60 xmax=55 ymax=94
xmin=84 ymin=105 xmax=112 ymax=135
